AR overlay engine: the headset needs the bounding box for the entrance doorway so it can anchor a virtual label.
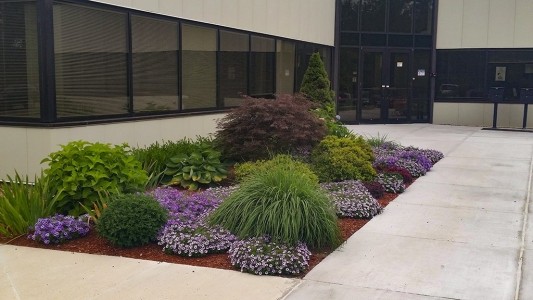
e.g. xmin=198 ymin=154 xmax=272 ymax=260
xmin=359 ymin=49 xmax=411 ymax=123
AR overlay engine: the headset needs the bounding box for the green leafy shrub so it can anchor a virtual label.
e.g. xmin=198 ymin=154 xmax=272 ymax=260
xmin=215 ymin=94 xmax=327 ymax=161
xmin=42 ymin=141 xmax=148 ymax=216
xmin=0 ymin=172 xmax=59 ymax=237
xmin=311 ymin=135 xmax=376 ymax=182
xmin=97 ymin=193 xmax=168 ymax=248
xmin=165 ymin=144 xmax=228 ymax=190
xmin=313 ymin=106 xmax=353 ymax=138
xmin=299 ymin=52 xmax=335 ymax=110
xmin=132 ymin=137 xmax=214 ymax=186
xmin=234 ymin=154 xmax=318 ymax=184
xmin=209 ymin=164 xmax=341 ymax=249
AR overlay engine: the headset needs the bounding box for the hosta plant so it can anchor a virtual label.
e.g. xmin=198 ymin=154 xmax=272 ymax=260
xmin=28 ymin=214 xmax=90 ymax=245
xmin=321 ymin=181 xmax=382 ymax=218
xmin=165 ymin=144 xmax=228 ymax=190
xmin=228 ymin=236 xmax=311 ymax=276
xmin=42 ymin=141 xmax=147 ymax=216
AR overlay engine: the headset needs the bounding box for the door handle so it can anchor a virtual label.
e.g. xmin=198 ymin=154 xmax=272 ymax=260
xmin=381 ymin=85 xmax=390 ymax=88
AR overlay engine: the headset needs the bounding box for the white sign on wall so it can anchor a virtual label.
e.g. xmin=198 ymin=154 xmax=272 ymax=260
xmin=495 ymin=66 xmax=506 ymax=81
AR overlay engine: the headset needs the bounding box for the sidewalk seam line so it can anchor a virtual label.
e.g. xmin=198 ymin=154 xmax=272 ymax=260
xmin=514 ymin=150 xmax=533 ymax=300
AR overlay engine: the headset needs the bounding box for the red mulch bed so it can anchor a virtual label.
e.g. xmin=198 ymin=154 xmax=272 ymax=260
xmin=0 ymin=192 xmax=400 ymax=278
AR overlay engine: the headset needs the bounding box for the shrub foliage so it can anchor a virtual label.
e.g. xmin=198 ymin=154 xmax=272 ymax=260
xmin=311 ymin=135 xmax=376 ymax=182
xmin=234 ymin=154 xmax=318 ymax=184
xmin=209 ymin=165 xmax=341 ymax=249
xmin=215 ymin=94 xmax=327 ymax=161
xmin=42 ymin=141 xmax=147 ymax=216
xmin=299 ymin=52 xmax=335 ymax=109
xmin=97 ymin=194 xmax=168 ymax=248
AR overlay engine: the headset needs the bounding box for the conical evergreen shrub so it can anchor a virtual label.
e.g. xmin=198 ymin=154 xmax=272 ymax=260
xmin=299 ymin=52 xmax=335 ymax=110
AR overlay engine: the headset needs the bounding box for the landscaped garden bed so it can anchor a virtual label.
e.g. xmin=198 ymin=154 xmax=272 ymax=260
xmin=0 ymin=53 xmax=443 ymax=278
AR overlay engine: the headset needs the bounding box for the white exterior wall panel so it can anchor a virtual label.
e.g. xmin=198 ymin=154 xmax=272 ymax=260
xmin=92 ymin=0 xmax=336 ymax=46
xmin=438 ymin=0 xmax=533 ymax=49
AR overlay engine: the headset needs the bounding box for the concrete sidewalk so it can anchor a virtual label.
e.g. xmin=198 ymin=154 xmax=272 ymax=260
xmin=1 ymin=124 xmax=532 ymax=300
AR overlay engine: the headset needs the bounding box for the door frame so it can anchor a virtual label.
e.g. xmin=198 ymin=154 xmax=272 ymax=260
xmin=358 ymin=47 xmax=413 ymax=124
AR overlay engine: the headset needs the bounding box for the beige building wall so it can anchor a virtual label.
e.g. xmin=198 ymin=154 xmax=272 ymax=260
xmin=0 ymin=114 xmax=225 ymax=179
xmin=437 ymin=0 xmax=533 ymax=49
xmin=91 ymin=0 xmax=336 ymax=46
xmin=433 ymin=103 xmax=533 ymax=128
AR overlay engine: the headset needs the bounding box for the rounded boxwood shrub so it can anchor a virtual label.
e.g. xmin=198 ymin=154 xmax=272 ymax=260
xmin=97 ymin=194 xmax=168 ymax=248
xmin=234 ymin=154 xmax=318 ymax=184
xmin=209 ymin=164 xmax=341 ymax=249
xmin=42 ymin=141 xmax=148 ymax=216
xmin=311 ymin=135 xmax=376 ymax=182
xmin=215 ymin=94 xmax=327 ymax=161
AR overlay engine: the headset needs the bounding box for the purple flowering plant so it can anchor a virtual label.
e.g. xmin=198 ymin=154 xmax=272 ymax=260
xmin=376 ymin=173 xmax=405 ymax=194
xmin=228 ymin=236 xmax=311 ymax=276
xmin=28 ymin=214 xmax=90 ymax=244
xmin=321 ymin=180 xmax=382 ymax=218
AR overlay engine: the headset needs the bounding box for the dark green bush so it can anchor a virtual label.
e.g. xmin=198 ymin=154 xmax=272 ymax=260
xmin=234 ymin=154 xmax=318 ymax=184
xmin=311 ymin=135 xmax=376 ymax=182
xmin=215 ymin=94 xmax=327 ymax=161
xmin=42 ymin=141 xmax=148 ymax=216
xmin=299 ymin=52 xmax=335 ymax=110
xmin=209 ymin=164 xmax=341 ymax=249
xmin=96 ymin=194 xmax=168 ymax=248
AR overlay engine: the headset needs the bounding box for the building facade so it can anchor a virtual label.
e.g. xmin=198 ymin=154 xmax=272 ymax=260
xmin=0 ymin=0 xmax=532 ymax=178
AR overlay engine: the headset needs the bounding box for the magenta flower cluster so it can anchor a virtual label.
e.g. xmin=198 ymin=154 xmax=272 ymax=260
xmin=228 ymin=236 xmax=311 ymax=276
xmin=28 ymin=214 xmax=90 ymax=244
xmin=321 ymin=180 xmax=382 ymax=218
xmin=373 ymin=144 xmax=444 ymax=178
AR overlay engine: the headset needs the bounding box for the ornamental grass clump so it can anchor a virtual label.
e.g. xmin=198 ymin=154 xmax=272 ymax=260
xmin=97 ymin=194 xmax=167 ymax=248
xmin=321 ymin=181 xmax=382 ymax=218
xmin=28 ymin=214 xmax=89 ymax=245
xmin=228 ymin=236 xmax=311 ymax=276
xmin=376 ymin=173 xmax=405 ymax=194
xmin=209 ymin=165 xmax=341 ymax=249
xmin=234 ymin=154 xmax=318 ymax=184
xmin=158 ymin=219 xmax=236 ymax=257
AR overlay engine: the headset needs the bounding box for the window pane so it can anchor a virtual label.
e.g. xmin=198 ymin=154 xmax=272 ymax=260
xmin=389 ymin=0 xmax=413 ymax=33
xmin=250 ymin=36 xmax=275 ymax=97
xmin=219 ymin=30 xmax=248 ymax=107
xmin=132 ymin=16 xmax=178 ymax=112
xmin=338 ymin=48 xmax=358 ymax=123
xmin=276 ymin=40 xmax=295 ymax=94
xmin=54 ymin=3 xmax=128 ymax=118
xmin=361 ymin=0 xmax=385 ymax=32
xmin=415 ymin=0 xmax=433 ymax=34
xmin=181 ymin=24 xmax=216 ymax=109
xmin=436 ymin=50 xmax=486 ymax=99
xmin=340 ymin=0 xmax=359 ymax=31
xmin=0 ymin=1 xmax=40 ymax=118
xmin=487 ymin=50 xmax=533 ymax=101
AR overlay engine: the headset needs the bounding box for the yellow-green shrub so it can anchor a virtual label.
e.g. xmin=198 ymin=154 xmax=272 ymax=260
xmin=234 ymin=155 xmax=319 ymax=184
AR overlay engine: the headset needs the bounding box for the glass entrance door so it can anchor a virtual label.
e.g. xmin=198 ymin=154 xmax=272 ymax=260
xmin=360 ymin=49 xmax=411 ymax=123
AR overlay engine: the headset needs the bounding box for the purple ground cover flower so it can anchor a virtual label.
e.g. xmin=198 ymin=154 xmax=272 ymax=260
xmin=376 ymin=173 xmax=405 ymax=193
xmin=228 ymin=236 xmax=311 ymax=276
xmin=158 ymin=219 xmax=236 ymax=257
xmin=321 ymin=180 xmax=382 ymax=218
xmin=28 ymin=214 xmax=90 ymax=244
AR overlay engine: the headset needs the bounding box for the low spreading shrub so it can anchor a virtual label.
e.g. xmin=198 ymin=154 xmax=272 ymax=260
xmin=158 ymin=220 xmax=236 ymax=257
xmin=228 ymin=236 xmax=311 ymax=276
xmin=321 ymin=181 xmax=382 ymax=218
xmin=234 ymin=154 xmax=318 ymax=184
xmin=375 ymin=165 xmax=413 ymax=184
xmin=97 ymin=194 xmax=168 ymax=248
xmin=42 ymin=141 xmax=147 ymax=215
xmin=362 ymin=181 xmax=385 ymax=199
xmin=209 ymin=165 xmax=341 ymax=249
xmin=395 ymin=159 xmax=427 ymax=178
xmin=215 ymin=94 xmax=327 ymax=161
xmin=311 ymin=135 xmax=376 ymax=182
xmin=165 ymin=143 xmax=228 ymax=190
xmin=376 ymin=173 xmax=405 ymax=194
xmin=28 ymin=214 xmax=89 ymax=244
xmin=0 ymin=172 xmax=59 ymax=237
